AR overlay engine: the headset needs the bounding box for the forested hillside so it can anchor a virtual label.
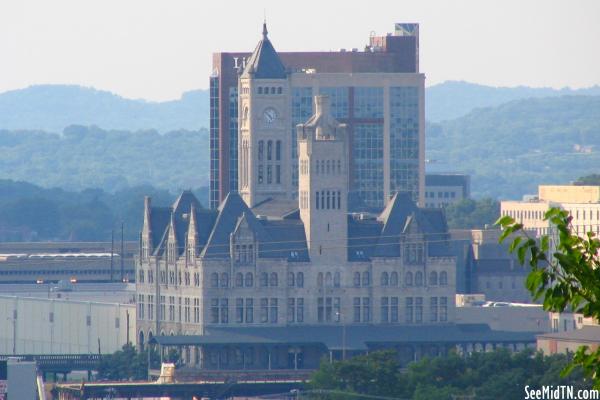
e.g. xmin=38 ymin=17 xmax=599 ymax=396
xmin=0 ymin=180 xmax=207 ymax=241
xmin=3 ymin=82 xmax=599 ymax=133
xmin=427 ymin=95 xmax=600 ymax=199
xmin=0 ymin=125 xmax=209 ymax=192
xmin=426 ymin=81 xmax=600 ymax=122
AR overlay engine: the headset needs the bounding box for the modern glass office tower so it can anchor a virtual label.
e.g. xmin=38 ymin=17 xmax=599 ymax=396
xmin=210 ymin=23 xmax=423 ymax=209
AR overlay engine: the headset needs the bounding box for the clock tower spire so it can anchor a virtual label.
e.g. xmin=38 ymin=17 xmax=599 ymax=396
xmin=238 ymin=24 xmax=291 ymax=207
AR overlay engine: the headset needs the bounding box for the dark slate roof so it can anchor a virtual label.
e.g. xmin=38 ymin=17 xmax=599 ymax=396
xmin=149 ymin=207 xmax=171 ymax=250
xmin=348 ymin=217 xmax=382 ymax=261
xmin=172 ymin=190 xmax=203 ymax=215
xmin=260 ymin=219 xmax=309 ymax=261
xmin=252 ymin=197 xmax=299 ymax=219
xmin=537 ymin=325 xmax=600 ymax=342
xmin=201 ymin=193 xmax=268 ymax=259
xmin=149 ymin=324 xmax=537 ymax=350
xmin=241 ymin=23 xmax=287 ymax=79
xmin=151 ymin=192 xmax=216 ymax=257
xmin=148 ymin=190 xmax=452 ymax=262
xmin=375 ymin=192 xmax=417 ymax=257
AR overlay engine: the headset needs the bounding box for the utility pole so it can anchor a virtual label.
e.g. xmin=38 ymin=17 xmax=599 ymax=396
xmin=120 ymin=222 xmax=125 ymax=282
xmin=110 ymin=230 xmax=114 ymax=282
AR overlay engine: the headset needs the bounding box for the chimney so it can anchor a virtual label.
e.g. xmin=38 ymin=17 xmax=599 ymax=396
xmin=314 ymin=95 xmax=331 ymax=119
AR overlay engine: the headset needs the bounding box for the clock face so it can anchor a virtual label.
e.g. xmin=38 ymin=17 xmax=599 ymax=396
xmin=263 ymin=108 xmax=277 ymax=125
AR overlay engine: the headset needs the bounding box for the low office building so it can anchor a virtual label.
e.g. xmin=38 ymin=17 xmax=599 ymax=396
xmin=452 ymin=228 xmax=531 ymax=304
xmin=501 ymin=185 xmax=600 ymax=237
xmin=454 ymin=296 xmax=548 ymax=333
xmin=537 ymin=325 xmax=600 ymax=355
xmin=424 ymin=174 xmax=470 ymax=208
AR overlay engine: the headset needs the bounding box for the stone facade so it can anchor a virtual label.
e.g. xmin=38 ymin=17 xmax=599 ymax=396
xmin=135 ymin=25 xmax=457 ymax=367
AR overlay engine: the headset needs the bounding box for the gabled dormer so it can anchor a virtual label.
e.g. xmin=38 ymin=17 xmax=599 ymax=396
xmin=230 ymin=212 xmax=257 ymax=267
xmin=402 ymin=213 xmax=426 ymax=265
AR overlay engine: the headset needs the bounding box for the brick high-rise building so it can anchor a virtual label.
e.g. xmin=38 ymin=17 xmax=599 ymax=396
xmin=210 ymin=23 xmax=424 ymax=210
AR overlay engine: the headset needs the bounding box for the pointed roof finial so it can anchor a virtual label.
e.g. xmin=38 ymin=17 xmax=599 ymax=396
xmin=262 ymin=10 xmax=268 ymax=39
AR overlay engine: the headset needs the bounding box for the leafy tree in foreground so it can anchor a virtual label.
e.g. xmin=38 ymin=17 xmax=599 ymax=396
xmin=497 ymin=208 xmax=600 ymax=388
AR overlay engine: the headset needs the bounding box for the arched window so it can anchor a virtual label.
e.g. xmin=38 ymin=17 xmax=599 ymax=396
xmin=210 ymin=272 xmax=219 ymax=288
xmin=258 ymin=87 xmax=263 ymax=94
xmin=260 ymin=272 xmax=268 ymax=287
xmin=245 ymin=272 xmax=253 ymax=287
xmin=440 ymin=271 xmax=448 ymax=286
xmin=235 ymin=272 xmax=243 ymax=287
xmin=271 ymin=87 xmax=276 ymax=94
xmin=270 ymin=272 xmax=278 ymax=287
xmin=277 ymin=87 xmax=282 ymax=94
xmin=390 ymin=272 xmax=398 ymax=286
xmin=381 ymin=272 xmax=389 ymax=286
xmin=405 ymin=271 xmax=413 ymax=286
xmin=287 ymin=272 xmax=295 ymax=287
xmin=334 ymin=272 xmax=341 ymax=288
xmin=276 ymin=140 xmax=281 ymax=161
xmin=362 ymin=271 xmax=370 ymax=287
xmin=415 ymin=271 xmax=423 ymax=287
xmin=267 ymin=140 xmax=273 ymax=161
xmin=316 ymin=191 xmax=320 ymax=210
xmin=317 ymin=272 xmax=324 ymax=287
xmin=429 ymin=271 xmax=438 ymax=286
xmin=220 ymin=273 xmax=229 ymax=288
xmin=353 ymin=272 xmax=361 ymax=287
xmin=296 ymin=272 xmax=304 ymax=288
xmin=325 ymin=272 xmax=332 ymax=287
xmin=258 ymin=141 xmax=264 ymax=161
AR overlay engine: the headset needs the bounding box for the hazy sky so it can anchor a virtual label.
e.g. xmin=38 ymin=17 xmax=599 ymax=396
xmin=1 ymin=0 xmax=599 ymax=101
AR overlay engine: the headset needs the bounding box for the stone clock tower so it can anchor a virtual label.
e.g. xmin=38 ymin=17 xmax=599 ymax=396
xmin=238 ymin=23 xmax=292 ymax=207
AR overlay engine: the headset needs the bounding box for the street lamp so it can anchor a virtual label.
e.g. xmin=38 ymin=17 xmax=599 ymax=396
xmin=6 ymin=313 xmax=16 ymax=355
xmin=335 ymin=311 xmax=346 ymax=361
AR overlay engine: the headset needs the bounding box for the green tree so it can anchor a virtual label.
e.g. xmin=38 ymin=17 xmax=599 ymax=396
xmin=97 ymin=343 xmax=158 ymax=381
xmin=444 ymin=198 xmax=499 ymax=229
xmin=309 ymin=349 xmax=589 ymax=400
xmin=574 ymin=174 xmax=600 ymax=186
xmin=497 ymin=208 xmax=600 ymax=387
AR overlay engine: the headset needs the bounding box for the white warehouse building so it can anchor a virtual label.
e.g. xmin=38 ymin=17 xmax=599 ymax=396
xmin=0 ymin=295 xmax=135 ymax=355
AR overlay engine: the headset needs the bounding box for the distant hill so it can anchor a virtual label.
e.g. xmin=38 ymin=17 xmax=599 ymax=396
xmin=0 ymin=125 xmax=209 ymax=192
xmin=0 ymin=85 xmax=208 ymax=133
xmin=0 ymin=179 xmax=207 ymax=241
xmin=426 ymin=81 xmax=600 ymax=122
xmin=427 ymin=95 xmax=600 ymax=199
xmin=2 ymin=82 xmax=600 ymax=132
